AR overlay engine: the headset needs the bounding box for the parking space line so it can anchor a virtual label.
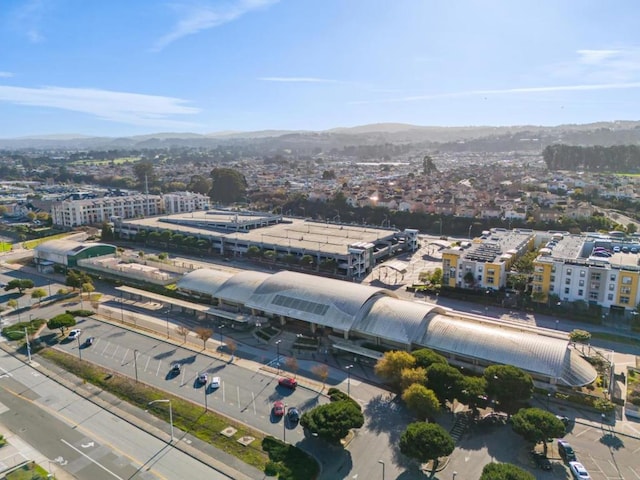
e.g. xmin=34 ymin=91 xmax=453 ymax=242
xmin=236 ymin=386 xmax=240 ymax=408
xmin=574 ymin=427 xmax=591 ymax=437
xmin=252 ymin=392 xmax=256 ymax=415
xmin=120 ymin=348 xmax=128 ymax=365
xmin=144 ymin=354 xmax=150 ymax=372
xmin=628 ymin=466 xmax=640 ymax=479
xmin=180 ymin=368 xmax=186 ymax=386
xmin=100 ymin=341 xmax=110 ymax=356
xmin=155 ymin=361 xmax=161 ymax=377
xmin=222 ymin=383 xmax=225 ymax=404
xmin=111 ymin=345 xmax=119 ymax=359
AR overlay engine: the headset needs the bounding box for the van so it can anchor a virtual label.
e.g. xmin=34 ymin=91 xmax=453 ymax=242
xmin=558 ymin=439 xmax=576 ymax=462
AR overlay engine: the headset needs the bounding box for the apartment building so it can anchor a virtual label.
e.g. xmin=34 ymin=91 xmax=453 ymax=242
xmin=163 ymin=191 xmax=210 ymax=214
xmin=442 ymin=228 xmax=536 ymax=290
xmin=52 ymin=194 xmax=163 ymax=227
xmin=532 ymin=233 xmax=640 ymax=315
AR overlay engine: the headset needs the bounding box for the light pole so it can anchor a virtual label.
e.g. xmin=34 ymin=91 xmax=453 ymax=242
xmin=76 ymin=332 xmax=82 ymax=360
xmin=24 ymin=327 xmax=32 ymax=363
xmin=547 ymin=393 xmax=551 ymax=410
xmin=219 ymin=324 xmax=225 ymax=354
xmin=148 ymin=399 xmax=173 ymax=442
xmin=345 ymin=364 xmax=354 ymax=397
xmin=275 ymin=339 xmax=281 ymax=373
xmin=166 ymin=308 xmax=170 ymax=338
xmin=133 ymin=349 xmax=139 ymax=383
xmin=453 ymin=471 xmax=457 ymax=480
xmin=283 ymin=403 xmax=288 ymax=442
xmin=378 ymin=460 xmax=385 ymax=480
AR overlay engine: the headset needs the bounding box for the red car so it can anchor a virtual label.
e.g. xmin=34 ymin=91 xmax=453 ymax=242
xmin=273 ymin=401 xmax=285 ymax=417
xmin=278 ymin=377 xmax=298 ymax=389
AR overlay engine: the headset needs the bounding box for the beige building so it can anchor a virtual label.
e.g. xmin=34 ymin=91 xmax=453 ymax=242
xmin=52 ymin=195 xmax=163 ymax=227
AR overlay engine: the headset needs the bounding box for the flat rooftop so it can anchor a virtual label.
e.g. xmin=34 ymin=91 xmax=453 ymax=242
xmin=121 ymin=210 xmax=398 ymax=256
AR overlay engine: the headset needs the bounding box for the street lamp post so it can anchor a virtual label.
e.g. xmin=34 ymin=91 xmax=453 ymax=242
xmin=148 ymin=399 xmax=174 ymax=442
xmin=133 ymin=349 xmax=139 ymax=382
xmin=378 ymin=460 xmax=385 ymax=480
xmin=453 ymin=471 xmax=457 ymax=480
xmin=24 ymin=327 xmax=32 ymax=363
xmin=275 ymin=339 xmax=282 ymax=373
xmin=345 ymin=364 xmax=354 ymax=397
xmin=547 ymin=393 xmax=551 ymax=410
xmin=219 ymin=324 xmax=225 ymax=355
xmin=166 ymin=308 xmax=170 ymax=338
xmin=283 ymin=403 xmax=288 ymax=442
xmin=76 ymin=333 xmax=82 ymax=360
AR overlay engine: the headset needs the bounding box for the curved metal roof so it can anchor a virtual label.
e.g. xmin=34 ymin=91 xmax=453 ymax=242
xmin=176 ymin=268 xmax=233 ymax=296
xmin=352 ymin=297 xmax=445 ymax=346
xmin=245 ymin=270 xmax=395 ymax=331
xmin=214 ymin=270 xmax=271 ymax=305
xmin=415 ymin=314 xmax=596 ymax=386
xmin=34 ymin=239 xmax=84 ymax=256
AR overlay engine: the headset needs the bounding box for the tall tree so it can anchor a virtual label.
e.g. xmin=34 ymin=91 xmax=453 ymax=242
xmin=374 ymin=350 xmax=416 ymax=391
xmin=133 ymin=160 xmax=156 ymax=187
xmin=187 ymin=175 xmax=213 ymax=195
xmin=480 ymin=463 xmax=535 ymax=480
xmin=300 ymin=401 xmax=364 ymax=444
xmin=209 ymin=168 xmax=247 ymax=204
xmin=399 ymin=422 xmax=454 ymax=474
xmin=194 ymin=327 xmax=213 ymax=349
xmin=402 ymin=383 xmax=440 ymax=420
xmin=426 ymin=363 xmax=464 ymax=404
xmin=412 ymin=348 xmax=447 ymax=369
xmin=484 ymin=365 xmax=533 ymax=415
xmin=511 ymin=408 xmax=566 ymax=454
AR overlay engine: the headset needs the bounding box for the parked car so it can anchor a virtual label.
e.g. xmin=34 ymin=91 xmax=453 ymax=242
xmin=197 ymin=372 xmax=208 ymax=385
xmin=210 ymin=376 xmax=220 ymax=389
xmin=556 ymin=415 xmax=571 ymax=427
xmin=170 ymin=363 xmax=182 ymax=375
xmin=287 ymin=406 xmax=300 ymax=423
xmin=68 ymin=329 xmax=81 ymax=340
xmin=558 ymin=439 xmax=577 ymax=462
xmin=84 ymin=336 xmax=95 ymax=346
xmin=569 ymin=461 xmax=591 ymax=480
xmin=278 ymin=377 xmax=297 ymax=389
xmin=273 ymin=401 xmax=285 ymax=417
xmin=531 ymin=451 xmax=552 ymax=471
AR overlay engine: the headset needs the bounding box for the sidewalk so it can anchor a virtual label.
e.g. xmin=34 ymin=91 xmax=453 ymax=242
xmin=0 ymin=423 xmax=75 ymax=480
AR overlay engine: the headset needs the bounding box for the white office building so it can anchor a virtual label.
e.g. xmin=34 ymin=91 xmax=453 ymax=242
xmin=52 ymin=195 xmax=163 ymax=227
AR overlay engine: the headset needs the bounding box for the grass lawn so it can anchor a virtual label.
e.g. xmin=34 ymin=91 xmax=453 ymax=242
xmin=591 ymin=331 xmax=640 ymax=346
xmin=5 ymin=461 xmax=50 ymax=480
xmin=23 ymin=232 xmax=73 ymax=250
xmin=39 ymin=349 xmax=318 ymax=480
xmin=0 ymin=241 xmax=12 ymax=252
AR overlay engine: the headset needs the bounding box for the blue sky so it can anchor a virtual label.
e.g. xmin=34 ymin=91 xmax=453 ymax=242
xmin=1 ymin=0 xmax=640 ymax=137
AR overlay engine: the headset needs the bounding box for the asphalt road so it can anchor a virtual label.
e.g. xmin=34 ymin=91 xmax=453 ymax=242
xmin=0 ymin=349 xmax=233 ymax=480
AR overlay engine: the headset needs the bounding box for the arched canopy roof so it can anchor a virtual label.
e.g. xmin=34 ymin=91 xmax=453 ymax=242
xmin=35 ymin=239 xmax=114 ymax=257
xmin=214 ymin=270 xmax=271 ymax=305
xmin=415 ymin=314 xmax=597 ymax=386
xmin=352 ymin=297 xmax=446 ymax=346
xmin=177 ymin=268 xmax=233 ymax=296
xmin=245 ymin=271 xmax=395 ymax=331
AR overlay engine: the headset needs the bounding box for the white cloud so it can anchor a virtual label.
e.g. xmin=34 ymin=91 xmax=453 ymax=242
xmin=12 ymin=0 xmax=49 ymax=43
xmin=0 ymin=72 xmax=14 ymax=78
xmin=350 ymin=82 xmax=640 ymax=105
xmin=154 ymin=0 xmax=279 ymax=51
xmin=259 ymin=77 xmax=337 ymax=83
xmin=577 ymin=49 xmax=621 ymax=65
xmin=0 ymin=85 xmax=201 ymax=128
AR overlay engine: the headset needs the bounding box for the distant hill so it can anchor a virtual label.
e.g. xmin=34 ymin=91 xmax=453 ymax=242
xmin=1 ymin=121 xmax=640 ymax=151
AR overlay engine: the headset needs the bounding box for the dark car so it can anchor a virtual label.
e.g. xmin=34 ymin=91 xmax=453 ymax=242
xmin=531 ymin=451 xmax=552 ymax=471
xmin=558 ymin=439 xmax=577 ymax=462
xmin=170 ymin=363 xmax=182 ymax=375
xmin=84 ymin=336 xmax=95 ymax=346
xmin=287 ymin=407 xmax=300 ymax=423
xmin=278 ymin=377 xmax=298 ymax=389
xmin=556 ymin=415 xmax=571 ymax=427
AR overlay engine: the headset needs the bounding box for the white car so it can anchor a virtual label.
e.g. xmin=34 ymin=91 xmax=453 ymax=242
xmin=210 ymin=376 xmax=220 ymax=389
xmin=569 ymin=461 xmax=591 ymax=480
xmin=68 ymin=329 xmax=81 ymax=340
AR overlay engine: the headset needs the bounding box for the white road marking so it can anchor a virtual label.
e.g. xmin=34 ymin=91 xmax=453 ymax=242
xmin=237 ymin=386 xmax=240 ymax=408
xmin=222 ymin=383 xmax=225 ymax=404
xmin=100 ymin=341 xmax=110 ymax=356
xmin=81 ymin=441 xmax=95 ymax=448
xmin=120 ymin=348 xmax=128 ymax=365
xmin=0 ymin=366 xmax=13 ymax=378
xmin=252 ymin=392 xmax=256 ymax=415
xmin=111 ymin=345 xmax=119 ymax=359
xmin=54 ymin=456 xmax=68 ymax=466
xmin=144 ymin=354 xmax=150 ymax=372
xmin=155 ymin=361 xmax=161 ymax=376
xmin=61 ymin=438 xmax=124 ymax=479
xmin=628 ymin=466 xmax=640 ymax=479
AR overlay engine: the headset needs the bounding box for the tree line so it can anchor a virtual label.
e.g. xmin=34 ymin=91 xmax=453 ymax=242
xmin=543 ymin=144 xmax=640 ymax=172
